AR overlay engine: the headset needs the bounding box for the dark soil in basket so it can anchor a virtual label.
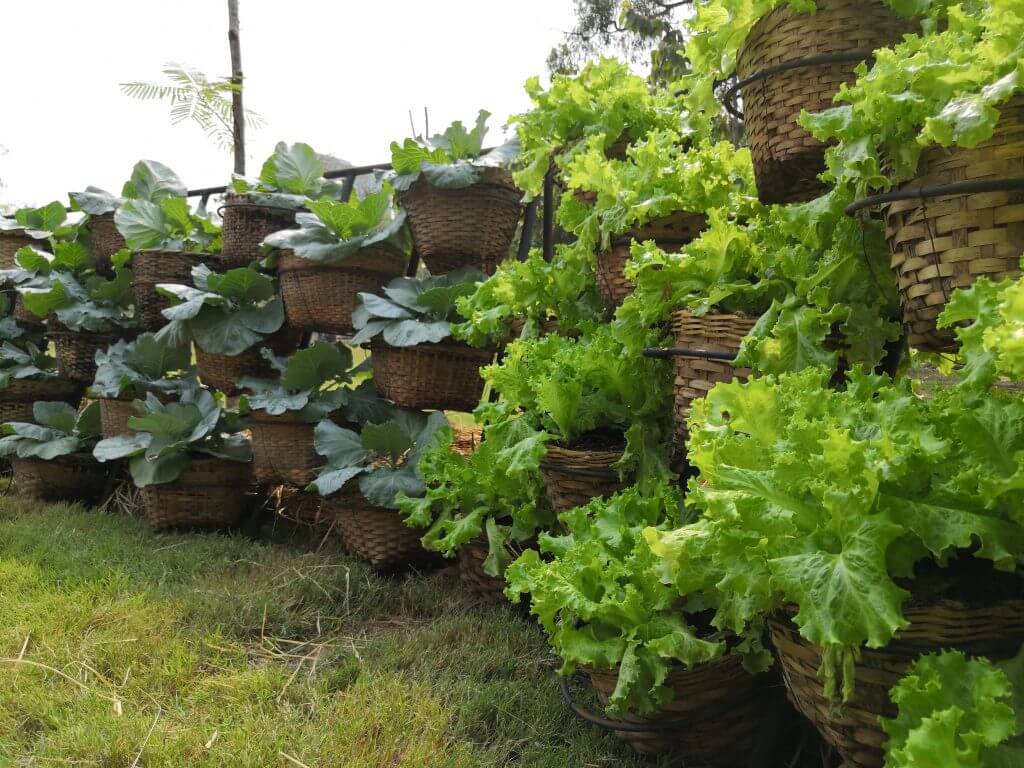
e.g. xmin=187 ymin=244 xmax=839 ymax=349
xmin=561 ymin=429 xmax=626 ymax=453
xmin=901 ymin=552 xmax=1024 ymax=607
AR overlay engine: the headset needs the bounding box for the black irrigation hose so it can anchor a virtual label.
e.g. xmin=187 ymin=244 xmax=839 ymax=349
xmin=719 ymin=50 xmax=879 ymax=121
xmin=642 ymin=347 xmax=738 ymax=362
xmin=845 ymin=178 xmax=1024 ymax=216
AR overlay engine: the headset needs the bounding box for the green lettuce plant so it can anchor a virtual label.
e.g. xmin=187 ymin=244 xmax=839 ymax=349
xmin=0 ymin=401 xmax=101 ymax=460
xmin=349 ymin=269 xmax=485 ymax=348
xmin=90 ymin=332 xmax=194 ymax=400
xmin=307 ymin=410 xmax=449 ymax=508
xmin=93 ymin=386 xmax=251 ymax=487
xmin=646 ymin=367 xmax=1024 ymax=703
xmin=156 ymin=264 xmax=284 ymax=356
xmin=389 ymin=110 xmax=519 ymax=191
xmin=398 ymin=415 xmax=554 ymax=575
xmin=261 ymin=183 xmax=411 ymax=264
xmin=230 ymin=141 xmax=345 ymax=209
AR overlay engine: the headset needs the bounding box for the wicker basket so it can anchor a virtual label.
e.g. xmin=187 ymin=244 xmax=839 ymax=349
xmin=248 ymin=410 xmax=323 ymax=486
xmin=0 ymin=378 xmax=83 ymax=424
xmin=220 ymin=193 xmax=297 ymax=270
xmin=586 ymin=656 xmax=774 ymax=760
xmin=369 ymin=340 xmax=493 ymax=412
xmin=51 ymin=329 xmax=128 ymax=384
xmin=0 ymin=231 xmax=38 ymax=270
xmin=278 ymin=248 xmax=408 ymax=334
xmin=326 ymin=488 xmax=432 ymax=569
xmin=12 ymin=295 xmax=44 ymax=327
xmin=142 ymin=457 xmax=253 ymax=531
xmin=737 ymin=0 xmax=916 ymax=204
xmin=884 ymin=98 xmax=1024 ymax=352
xmin=457 ymin=535 xmax=535 ymax=603
xmin=670 ymin=311 xmax=757 ymax=456
xmin=195 ymin=327 xmax=303 ymax=394
xmin=770 ymin=597 xmax=1024 ymax=768
xmin=133 ymin=250 xmax=211 ymax=331
xmin=11 ymin=453 xmax=110 ymax=504
xmin=596 ymin=211 xmax=707 ymax=310
xmin=397 ymin=169 xmax=523 ymax=276
xmin=540 ymin=444 xmax=627 ymax=514
xmin=98 ymin=396 xmax=138 ymax=438
xmin=87 ymin=212 xmax=125 ymax=274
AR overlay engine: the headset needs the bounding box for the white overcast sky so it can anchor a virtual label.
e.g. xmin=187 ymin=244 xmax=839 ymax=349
xmin=0 ymin=1 xmax=581 ymax=207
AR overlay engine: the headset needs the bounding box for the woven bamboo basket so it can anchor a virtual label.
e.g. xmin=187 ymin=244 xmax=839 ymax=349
xmin=770 ymin=596 xmax=1024 ymax=768
xmin=0 ymin=231 xmax=38 ymax=270
xmin=221 ymin=193 xmax=297 ymax=270
xmin=278 ymin=248 xmax=408 ymax=334
xmin=397 ymin=169 xmax=522 ymax=276
xmin=370 ymin=340 xmax=493 ymax=412
xmin=142 ymin=457 xmax=252 ymax=531
xmin=195 ymin=327 xmax=303 ymax=394
xmin=736 ymin=0 xmax=916 ymax=204
xmin=884 ymin=98 xmax=1024 ymax=352
xmin=87 ymin=212 xmax=125 ymax=274
xmin=457 ymin=535 xmax=535 ymax=603
xmin=670 ymin=311 xmax=757 ymax=456
xmin=11 ymin=453 xmax=110 ymax=504
xmin=133 ymin=250 xmax=210 ymax=331
xmin=12 ymin=295 xmax=44 ymax=327
xmin=248 ymin=410 xmax=323 ymax=486
xmin=51 ymin=328 xmax=128 ymax=384
xmin=596 ymin=211 xmax=707 ymax=310
xmin=326 ymin=488 xmax=433 ymax=569
xmin=539 ymin=444 xmax=627 ymax=514
xmin=585 ymin=656 xmax=775 ymax=760
xmin=0 ymin=378 xmax=83 ymax=424
xmin=99 ymin=396 xmax=136 ymax=438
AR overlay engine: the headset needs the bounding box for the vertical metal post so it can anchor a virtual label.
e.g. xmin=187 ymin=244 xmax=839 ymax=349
xmin=517 ymin=199 xmax=538 ymax=261
xmin=542 ymin=170 xmax=554 ymax=261
xmin=227 ymin=0 xmax=245 ymax=176
xmin=339 ymin=174 xmax=355 ymax=203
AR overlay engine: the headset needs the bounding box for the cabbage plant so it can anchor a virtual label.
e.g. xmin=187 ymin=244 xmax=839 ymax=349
xmin=90 ymin=333 xmax=194 ymax=400
xmin=0 ymin=401 xmax=101 ymax=460
xmin=230 ymin=141 xmax=346 ymax=209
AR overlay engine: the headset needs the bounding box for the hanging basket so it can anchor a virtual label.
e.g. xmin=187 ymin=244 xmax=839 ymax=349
xmin=195 ymin=327 xmax=303 ymax=395
xmin=11 ymin=452 xmax=111 ymax=504
xmin=87 ymin=212 xmax=125 ymax=274
xmin=396 ymin=170 xmax=523 ymax=276
xmin=98 ymin=396 xmax=138 ymax=438
xmin=12 ymin=294 xmax=44 ymax=327
xmin=669 ymin=311 xmax=757 ymax=457
xmin=457 ymin=535 xmax=535 ymax=604
xmin=142 ymin=457 xmax=253 ymax=531
xmin=0 ymin=378 xmax=84 ymax=424
xmin=132 ymin=250 xmax=211 ymax=331
xmin=734 ymin=0 xmax=916 ymax=204
xmin=879 ymin=99 xmax=1024 ymax=352
xmin=369 ymin=340 xmax=493 ymax=412
xmin=248 ymin=410 xmax=323 ymax=487
xmin=0 ymin=230 xmax=40 ymax=270
xmin=220 ymin=193 xmax=298 ymax=270
xmin=596 ymin=211 xmax=707 ymax=310
xmin=769 ymin=595 xmax=1024 ymax=768
xmin=539 ymin=443 xmax=627 ymax=514
xmin=278 ymin=248 xmax=408 ymax=335
xmin=326 ymin=488 xmax=433 ymax=570
xmin=51 ymin=328 xmax=130 ymax=384
xmin=575 ymin=656 xmax=776 ymax=760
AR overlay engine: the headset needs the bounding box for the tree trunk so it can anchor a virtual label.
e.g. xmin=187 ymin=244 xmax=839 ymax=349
xmin=227 ymin=0 xmax=245 ymax=175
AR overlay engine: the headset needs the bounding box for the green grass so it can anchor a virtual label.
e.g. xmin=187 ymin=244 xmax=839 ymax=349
xmin=0 ymin=497 xmax=654 ymax=767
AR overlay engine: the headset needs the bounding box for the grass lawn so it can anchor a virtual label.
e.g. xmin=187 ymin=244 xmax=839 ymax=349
xmin=0 ymin=496 xmax=655 ymax=767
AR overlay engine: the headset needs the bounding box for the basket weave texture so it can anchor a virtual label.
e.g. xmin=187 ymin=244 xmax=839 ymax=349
xmin=0 ymin=231 xmax=37 ymax=270
xmin=670 ymin=311 xmax=756 ymax=455
xmin=12 ymin=295 xmax=43 ymax=327
xmin=195 ymin=327 xmax=303 ymax=394
xmin=248 ymin=410 xmax=322 ymax=486
xmin=278 ymin=248 xmax=408 ymax=334
xmin=397 ymin=170 xmax=522 ymax=276
xmin=142 ymin=457 xmax=252 ymax=531
xmin=770 ymin=597 xmax=1024 ymax=768
xmin=370 ymin=340 xmax=493 ymax=412
xmin=133 ymin=250 xmax=210 ymax=331
xmin=221 ymin=193 xmax=297 ymax=270
xmin=11 ymin=453 xmax=109 ymax=504
xmin=540 ymin=445 xmax=627 ymax=514
xmin=99 ymin=397 xmax=138 ymax=438
xmin=52 ymin=329 xmax=126 ymax=384
xmin=587 ymin=656 xmax=773 ymax=760
xmin=87 ymin=212 xmax=125 ymax=274
xmin=885 ymin=97 xmax=1024 ymax=352
xmin=596 ymin=211 xmax=707 ymax=309
xmin=326 ymin=489 xmax=431 ymax=569
xmin=457 ymin=535 xmax=535 ymax=603
xmin=0 ymin=379 xmax=83 ymax=424
xmin=737 ymin=0 xmax=916 ymax=204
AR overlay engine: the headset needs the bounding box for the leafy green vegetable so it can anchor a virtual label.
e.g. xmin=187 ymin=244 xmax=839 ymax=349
xmin=92 ymin=386 xmax=251 ymax=487
xmin=646 ymin=368 xmax=1024 ymax=703
xmin=308 ymin=409 xmax=449 ymax=508
xmin=69 ymin=186 xmax=123 ymax=217
xmin=12 ymin=201 xmax=73 ymax=240
xmin=114 ymin=197 xmax=221 ymax=253
xmin=398 ymin=415 xmax=554 ymax=575
xmin=389 ymin=110 xmax=519 ymax=191
xmin=882 ymin=648 xmax=1024 ymax=767
xmin=350 ymin=269 xmax=485 ymax=348
xmin=230 ymin=141 xmax=345 ymax=209
xmin=0 ymin=401 xmax=101 ymax=460
xmin=0 ymin=292 xmax=57 ymax=388
xmin=155 ymin=264 xmax=284 ymax=356
xmin=90 ymin=332 xmax=194 ymax=400
xmin=20 ymin=268 xmax=135 ymax=334
xmin=261 ymin=183 xmax=411 ymax=264
xmin=120 ymin=160 xmax=187 ymax=203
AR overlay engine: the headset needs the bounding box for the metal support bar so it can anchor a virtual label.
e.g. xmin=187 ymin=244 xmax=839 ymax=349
xmin=642 ymin=347 xmax=737 ymax=362
xmin=517 ymin=199 xmax=538 ymax=261
xmin=339 ymin=175 xmax=356 ymax=203
xmin=845 ymin=178 xmax=1024 ymax=216
xmin=542 ymin=170 xmax=554 ymax=261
